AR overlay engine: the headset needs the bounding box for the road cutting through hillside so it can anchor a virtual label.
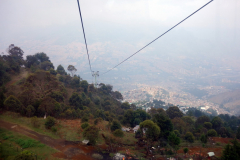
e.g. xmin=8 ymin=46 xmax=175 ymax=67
xmin=0 ymin=120 xmax=108 ymax=160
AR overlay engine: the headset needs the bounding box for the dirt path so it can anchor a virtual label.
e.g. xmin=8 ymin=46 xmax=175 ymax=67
xmin=0 ymin=120 xmax=99 ymax=160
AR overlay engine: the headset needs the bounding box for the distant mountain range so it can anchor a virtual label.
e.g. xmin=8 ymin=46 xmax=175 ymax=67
xmin=209 ymin=89 xmax=240 ymax=115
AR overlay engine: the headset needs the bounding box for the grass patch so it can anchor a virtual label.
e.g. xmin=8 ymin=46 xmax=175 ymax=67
xmin=0 ymin=128 xmax=59 ymax=160
xmin=0 ymin=112 xmax=59 ymax=139
xmin=11 ymin=138 xmax=45 ymax=149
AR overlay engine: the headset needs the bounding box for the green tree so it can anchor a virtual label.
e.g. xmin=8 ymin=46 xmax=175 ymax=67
xmin=140 ymin=120 xmax=160 ymax=142
xmin=35 ymin=52 xmax=50 ymax=62
xmin=83 ymin=125 xmax=99 ymax=145
xmin=195 ymin=115 xmax=210 ymax=128
xmin=140 ymin=120 xmax=160 ymax=155
xmin=113 ymin=129 xmax=124 ymax=137
xmin=111 ymin=120 xmax=121 ymax=132
xmin=40 ymin=61 xmax=54 ymax=71
xmin=237 ymin=126 xmax=240 ymax=140
xmin=81 ymin=122 xmax=89 ymax=129
xmin=50 ymin=91 xmax=64 ymax=102
xmin=166 ymin=106 xmax=183 ymax=119
xmin=222 ymin=139 xmax=240 ymax=160
xmin=45 ymin=116 xmax=56 ymax=129
xmin=204 ymin=122 xmax=212 ymax=130
xmin=112 ymin=91 xmax=123 ymax=101
xmin=200 ymin=134 xmax=208 ymax=144
xmin=168 ymin=132 xmax=181 ymax=154
xmin=69 ymin=92 xmax=83 ymax=110
xmin=121 ymin=102 xmax=131 ymax=110
xmin=152 ymin=113 xmax=173 ymax=138
xmin=80 ymin=80 xmax=89 ymax=93
xmin=207 ymin=129 xmax=217 ymax=137
xmin=173 ymin=130 xmax=181 ymax=137
xmin=25 ymin=55 xmax=39 ymax=68
xmin=211 ymin=116 xmax=223 ymax=130
xmin=49 ymin=68 xmax=57 ymax=75
xmin=0 ymin=91 xmax=6 ymax=109
xmin=71 ymin=76 xmax=80 ymax=88
xmin=4 ymin=95 xmax=23 ymax=113
xmin=183 ymin=148 xmax=189 ymax=154
xmin=25 ymin=105 xmax=35 ymax=117
xmin=81 ymin=114 xmax=89 ymax=122
xmin=0 ymin=62 xmax=11 ymax=86
xmin=185 ymin=132 xmax=195 ymax=143
xmin=39 ymin=97 xmax=57 ymax=116
xmin=7 ymin=44 xmax=24 ymax=71
xmin=14 ymin=150 xmax=35 ymax=160
xmin=56 ymin=65 xmax=66 ymax=75
xmin=67 ymin=65 xmax=77 ymax=77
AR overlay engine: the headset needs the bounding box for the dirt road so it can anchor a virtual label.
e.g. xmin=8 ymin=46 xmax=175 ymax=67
xmin=0 ymin=120 xmax=100 ymax=160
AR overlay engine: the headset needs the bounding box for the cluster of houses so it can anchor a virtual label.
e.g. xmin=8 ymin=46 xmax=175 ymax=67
xmin=122 ymin=125 xmax=139 ymax=133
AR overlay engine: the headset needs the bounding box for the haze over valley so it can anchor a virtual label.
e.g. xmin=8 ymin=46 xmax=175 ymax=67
xmin=1 ymin=0 xmax=240 ymax=115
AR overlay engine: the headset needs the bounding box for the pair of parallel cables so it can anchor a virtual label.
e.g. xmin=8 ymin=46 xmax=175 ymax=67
xmin=76 ymin=0 xmax=214 ymax=76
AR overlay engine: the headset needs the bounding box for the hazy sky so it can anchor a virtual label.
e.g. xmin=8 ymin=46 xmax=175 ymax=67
xmin=0 ymin=0 xmax=239 ymax=81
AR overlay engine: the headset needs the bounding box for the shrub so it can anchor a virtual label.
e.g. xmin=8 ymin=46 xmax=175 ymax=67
xmin=185 ymin=132 xmax=195 ymax=143
xmin=81 ymin=114 xmax=89 ymax=122
xmin=14 ymin=150 xmax=35 ymax=160
xmin=81 ymin=122 xmax=89 ymax=129
xmin=174 ymin=130 xmax=181 ymax=137
xmin=30 ymin=116 xmax=40 ymax=128
xmin=4 ymin=95 xmax=23 ymax=113
xmin=113 ymin=129 xmax=124 ymax=137
xmin=110 ymin=120 xmax=121 ymax=132
xmin=45 ymin=116 xmax=56 ymax=129
xmin=49 ymin=68 xmax=57 ymax=75
xmin=207 ymin=129 xmax=217 ymax=137
xmin=26 ymin=105 xmax=35 ymax=117
xmin=51 ymin=126 xmax=57 ymax=133
xmin=83 ymin=125 xmax=99 ymax=145
xmin=183 ymin=148 xmax=188 ymax=154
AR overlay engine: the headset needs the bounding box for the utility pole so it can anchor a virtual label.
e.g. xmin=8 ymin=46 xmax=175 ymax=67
xmin=92 ymin=71 xmax=99 ymax=88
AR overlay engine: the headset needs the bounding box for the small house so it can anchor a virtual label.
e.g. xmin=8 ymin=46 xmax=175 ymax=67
xmin=133 ymin=125 xmax=140 ymax=133
xmin=82 ymin=139 xmax=89 ymax=145
xmin=122 ymin=127 xmax=131 ymax=132
xmin=113 ymin=153 xmax=125 ymax=160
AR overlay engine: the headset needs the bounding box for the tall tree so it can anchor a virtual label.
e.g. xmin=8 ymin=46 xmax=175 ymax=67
xmin=56 ymin=65 xmax=66 ymax=75
xmin=83 ymin=125 xmax=99 ymax=145
xmin=39 ymin=97 xmax=57 ymax=116
xmin=152 ymin=113 xmax=173 ymax=138
xmin=222 ymin=139 xmax=240 ymax=160
xmin=185 ymin=132 xmax=195 ymax=144
xmin=67 ymin=65 xmax=77 ymax=77
xmin=69 ymin=92 xmax=83 ymax=110
xmin=166 ymin=106 xmax=183 ymax=119
xmin=237 ymin=126 xmax=240 ymax=140
xmin=7 ymin=44 xmax=24 ymax=64
xmin=140 ymin=120 xmax=160 ymax=155
xmin=35 ymin=52 xmax=50 ymax=62
xmin=4 ymin=95 xmax=23 ymax=113
xmin=211 ymin=116 xmax=223 ymax=130
xmin=168 ymin=132 xmax=181 ymax=154
xmin=80 ymin=80 xmax=88 ymax=93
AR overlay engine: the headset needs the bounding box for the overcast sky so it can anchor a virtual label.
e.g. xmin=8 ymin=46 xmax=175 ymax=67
xmin=0 ymin=0 xmax=239 ymax=80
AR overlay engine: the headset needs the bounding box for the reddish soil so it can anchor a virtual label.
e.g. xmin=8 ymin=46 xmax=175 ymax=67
xmin=1 ymin=119 xmax=235 ymax=160
xmin=178 ymin=146 xmax=222 ymax=158
xmin=211 ymin=137 xmax=236 ymax=144
xmin=0 ymin=120 xmax=104 ymax=160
